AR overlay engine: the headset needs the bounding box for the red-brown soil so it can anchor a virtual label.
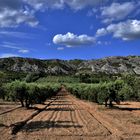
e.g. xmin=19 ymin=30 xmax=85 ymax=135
xmin=0 ymin=89 xmax=140 ymax=140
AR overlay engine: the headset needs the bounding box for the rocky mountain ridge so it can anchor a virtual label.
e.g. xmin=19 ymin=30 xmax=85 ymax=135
xmin=0 ymin=56 xmax=140 ymax=75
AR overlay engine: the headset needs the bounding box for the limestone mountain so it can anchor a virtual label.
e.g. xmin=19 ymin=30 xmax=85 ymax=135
xmin=0 ymin=56 xmax=140 ymax=75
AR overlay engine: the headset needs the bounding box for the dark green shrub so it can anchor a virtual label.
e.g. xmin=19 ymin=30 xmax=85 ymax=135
xmin=0 ymin=83 xmax=5 ymax=100
xmin=119 ymin=84 xmax=133 ymax=101
xmin=97 ymin=83 xmax=110 ymax=106
xmin=7 ymin=81 xmax=27 ymax=107
xmin=3 ymin=81 xmax=61 ymax=109
xmin=65 ymin=80 xmax=124 ymax=107
xmin=25 ymin=72 xmax=42 ymax=83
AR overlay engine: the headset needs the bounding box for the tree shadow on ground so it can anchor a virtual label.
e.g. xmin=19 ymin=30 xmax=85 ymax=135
xmin=54 ymin=100 xmax=70 ymax=103
xmin=118 ymin=103 xmax=131 ymax=106
xmin=23 ymin=120 xmax=83 ymax=132
xmin=109 ymin=106 xmax=140 ymax=111
xmin=50 ymin=103 xmax=73 ymax=106
xmin=45 ymin=107 xmax=74 ymax=111
xmin=0 ymin=123 xmax=8 ymax=127
xmin=0 ymin=102 xmax=20 ymax=105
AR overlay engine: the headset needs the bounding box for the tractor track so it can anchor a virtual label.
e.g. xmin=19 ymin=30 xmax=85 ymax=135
xmin=68 ymin=95 xmax=125 ymax=139
xmin=8 ymin=97 xmax=58 ymax=135
xmin=14 ymin=89 xmax=113 ymax=140
xmin=1 ymin=88 xmax=139 ymax=140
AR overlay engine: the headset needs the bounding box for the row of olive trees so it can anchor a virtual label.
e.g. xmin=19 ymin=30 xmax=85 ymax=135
xmin=0 ymin=81 xmax=61 ymax=108
xmin=65 ymin=78 xmax=140 ymax=107
xmin=120 ymin=74 xmax=140 ymax=101
xmin=0 ymin=82 xmax=5 ymax=100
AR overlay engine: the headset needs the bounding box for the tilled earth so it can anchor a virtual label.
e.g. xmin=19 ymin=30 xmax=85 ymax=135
xmin=0 ymin=89 xmax=140 ymax=140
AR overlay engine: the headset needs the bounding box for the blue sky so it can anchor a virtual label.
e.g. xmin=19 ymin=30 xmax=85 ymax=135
xmin=0 ymin=0 xmax=140 ymax=60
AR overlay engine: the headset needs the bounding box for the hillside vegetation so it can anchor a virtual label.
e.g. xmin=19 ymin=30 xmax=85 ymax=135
xmin=0 ymin=56 xmax=140 ymax=139
xmin=0 ymin=56 xmax=140 ymax=76
xmin=0 ymin=56 xmax=140 ymax=109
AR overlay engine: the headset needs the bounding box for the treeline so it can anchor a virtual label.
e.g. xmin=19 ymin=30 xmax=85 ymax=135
xmin=0 ymin=81 xmax=61 ymax=108
xmin=76 ymin=72 xmax=121 ymax=83
xmin=0 ymin=71 xmax=26 ymax=83
xmin=36 ymin=76 xmax=80 ymax=83
xmin=65 ymin=75 xmax=140 ymax=107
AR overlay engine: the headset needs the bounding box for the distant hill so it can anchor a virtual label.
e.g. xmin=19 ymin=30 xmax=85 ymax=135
xmin=0 ymin=56 xmax=140 ymax=75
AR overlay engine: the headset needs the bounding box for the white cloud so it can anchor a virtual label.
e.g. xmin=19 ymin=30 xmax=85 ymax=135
xmin=0 ymin=0 xmax=38 ymax=28
xmin=57 ymin=47 xmax=64 ymax=50
xmin=1 ymin=0 xmax=139 ymax=29
xmin=66 ymin=0 xmax=105 ymax=10
xmin=24 ymin=0 xmax=108 ymax=11
xmin=18 ymin=49 xmax=29 ymax=53
xmin=101 ymin=2 xmax=136 ymax=23
xmin=0 ymin=0 xmax=108 ymax=28
xmin=0 ymin=9 xmax=38 ymax=28
xmin=1 ymin=42 xmax=21 ymax=49
xmin=0 ymin=42 xmax=29 ymax=53
xmin=96 ymin=20 xmax=140 ymax=40
xmin=87 ymin=8 xmax=98 ymax=17
xmin=23 ymin=0 xmax=65 ymax=10
xmin=53 ymin=32 xmax=95 ymax=47
xmin=0 ymin=53 xmax=19 ymax=58
xmin=97 ymin=41 xmax=111 ymax=45
xmin=0 ymin=31 xmax=35 ymax=39
xmin=0 ymin=0 xmax=21 ymax=10
xmin=96 ymin=28 xmax=107 ymax=37
xmin=97 ymin=41 xmax=102 ymax=45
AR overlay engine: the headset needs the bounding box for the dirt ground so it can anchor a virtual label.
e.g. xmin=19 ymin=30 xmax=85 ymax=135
xmin=0 ymin=100 xmax=20 ymax=114
xmin=0 ymin=89 xmax=140 ymax=140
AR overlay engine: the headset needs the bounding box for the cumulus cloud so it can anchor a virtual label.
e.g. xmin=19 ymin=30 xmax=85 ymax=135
xmin=96 ymin=20 xmax=140 ymax=40
xmin=23 ymin=0 xmax=65 ymax=10
xmin=96 ymin=28 xmax=107 ymax=37
xmin=53 ymin=32 xmax=95 ymax=47
xmin=0 ymin=0 xmax=38 ymax=28
xmin=1 ymin=0 xmax=139 ymax=28
xmin=0 ymin=0 xmax=21 ymax=10
xmin=66 ymin=0 xmax=106 ymax=10
xmin=101 ymin=2 xmax=136 ymax=23
xmin=0 ymin=0 xmax=108 ymax=28
xmin=24 ymin=0 xmax=107 ymax=11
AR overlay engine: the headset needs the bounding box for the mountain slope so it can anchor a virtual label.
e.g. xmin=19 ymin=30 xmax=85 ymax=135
xmin=0 ymin=56 xmax=140 ymax=75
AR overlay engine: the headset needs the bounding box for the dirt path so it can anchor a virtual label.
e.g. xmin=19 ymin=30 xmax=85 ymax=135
xmin=15 ymin=89 xmax=117 ymax=140
xmin=1 ymin=88 xmax=140 ymax=140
